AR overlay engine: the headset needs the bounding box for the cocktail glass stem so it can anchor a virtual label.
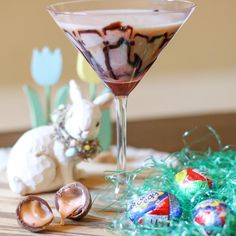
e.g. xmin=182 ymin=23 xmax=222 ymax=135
xmin=114 ymin=96 xmax=127 ymax=194
xmin=47 ymin=0 xmax=196 ymax=202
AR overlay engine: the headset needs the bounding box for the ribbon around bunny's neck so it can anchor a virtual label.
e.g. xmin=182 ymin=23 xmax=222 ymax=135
xmin=52 ymin=105 xmax=101 ymax=160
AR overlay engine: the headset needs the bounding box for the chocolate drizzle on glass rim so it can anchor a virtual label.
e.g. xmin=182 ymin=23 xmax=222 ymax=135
xmin=63 ymin=18 xmax=180 ymax=96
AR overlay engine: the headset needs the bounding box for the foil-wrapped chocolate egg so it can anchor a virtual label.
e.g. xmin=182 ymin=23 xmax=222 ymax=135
xmin=175 ymin=168 xmax=212 ymax=198
xmin=193 ymin=199 xmax=229 ymax=230
xmin=55 ymin=182 xmax=91 ymax=225
xmin=128 ymin=191 xmax=182 ymax=225
xmin=16 ymin=196 xmax=54 ymax=232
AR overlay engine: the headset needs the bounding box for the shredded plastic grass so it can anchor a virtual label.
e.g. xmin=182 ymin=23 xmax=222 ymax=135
xmin=105 ymin=126 xmax=236 ymax=236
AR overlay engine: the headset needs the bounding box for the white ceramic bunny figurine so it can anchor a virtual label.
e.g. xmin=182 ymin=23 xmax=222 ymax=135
xmin=7 ymin=80 xmax=113 ymax=195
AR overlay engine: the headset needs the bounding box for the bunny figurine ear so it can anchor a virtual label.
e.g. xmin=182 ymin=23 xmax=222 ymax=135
xmin=69 ymin=80 xmax=82 ymax=105
xmin=93 ymin=93 xmax=113 ymax=111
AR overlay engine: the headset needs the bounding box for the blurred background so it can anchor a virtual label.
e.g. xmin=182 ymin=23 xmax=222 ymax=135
xmin=0 ymin=0 xmax=236 ymax=132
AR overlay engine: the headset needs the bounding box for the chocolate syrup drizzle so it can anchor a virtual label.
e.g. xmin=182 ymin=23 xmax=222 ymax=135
xmin=64 ymin=21 xmax=178 ymax=83
xmin=103 ymin=21 xmax=133 ymax=38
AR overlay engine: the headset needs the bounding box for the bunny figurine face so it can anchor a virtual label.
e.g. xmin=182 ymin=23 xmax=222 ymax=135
xmin=64 ymin=80 xmax=113 ymax=141
xmin=65 ymin=101 xmax=101 ymax=141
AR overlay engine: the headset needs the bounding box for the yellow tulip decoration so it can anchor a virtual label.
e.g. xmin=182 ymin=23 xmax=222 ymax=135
xmin=76 ymin=52 xmax=112 ymax=151
xmin=76 ymin=53 xmax=100 ymax=84
xmin=76 ymin=52 xmax=101 ymax=100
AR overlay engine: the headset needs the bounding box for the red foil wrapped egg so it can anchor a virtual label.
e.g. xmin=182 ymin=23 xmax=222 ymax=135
xmin=175 ymin=168 xmax=212 ymax=198
xmin=128 ymin=191 xmax=182 ymax=225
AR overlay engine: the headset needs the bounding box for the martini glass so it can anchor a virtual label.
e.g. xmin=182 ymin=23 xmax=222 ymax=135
xmin=48 ymin=0 xmax=195 ymax=195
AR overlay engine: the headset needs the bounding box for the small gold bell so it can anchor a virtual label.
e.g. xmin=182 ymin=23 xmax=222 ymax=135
xmin=84 ymin=144 xmax=91 ymax=151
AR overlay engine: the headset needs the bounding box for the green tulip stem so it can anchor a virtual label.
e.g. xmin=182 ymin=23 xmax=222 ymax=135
xmin=89 ymin=84 xmax=97 ymax=101
xmin=44 ymin=86 xmax=51 ymax=123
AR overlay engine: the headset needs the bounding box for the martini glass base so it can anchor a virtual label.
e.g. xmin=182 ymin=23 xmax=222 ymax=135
xmin=89 ymin=182 xmax=128 ymax=220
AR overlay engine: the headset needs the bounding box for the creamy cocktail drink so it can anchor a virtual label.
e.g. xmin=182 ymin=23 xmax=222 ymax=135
xmin=48 ymin=1 xmax=195 ymax=197
xmin=54 ymin=9 xmax=185 ymax=95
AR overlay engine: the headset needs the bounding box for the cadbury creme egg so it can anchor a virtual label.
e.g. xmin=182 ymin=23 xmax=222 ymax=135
xmin=55 ymin=182 xmax=91 ymax=225
xmin=16 ymin=196 xmax=54 ymax=232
